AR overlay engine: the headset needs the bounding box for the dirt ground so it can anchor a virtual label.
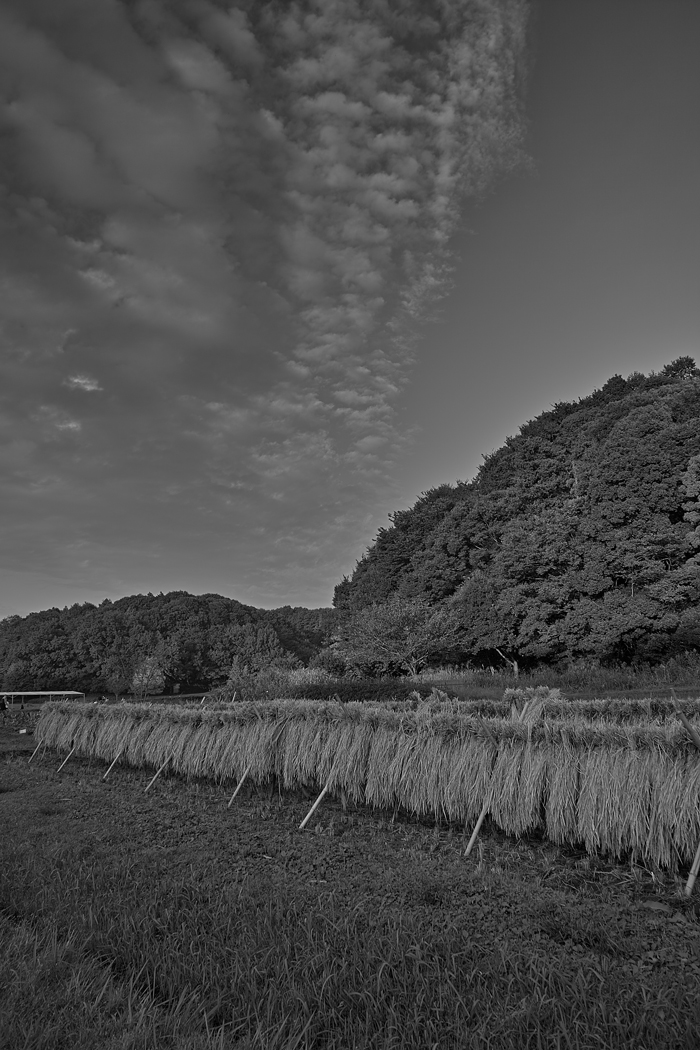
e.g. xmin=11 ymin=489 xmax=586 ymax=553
xmin=0 ymin=710 xmax=41 ymax=753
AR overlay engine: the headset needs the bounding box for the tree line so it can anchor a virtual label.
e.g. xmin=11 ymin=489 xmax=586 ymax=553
xmin=4 ymin=359 xmax=700 ymax=689
xmin=0 ymin=592 xmax=338 ymax=695
xmin=332 ymin=358 xmax=700 ymax=673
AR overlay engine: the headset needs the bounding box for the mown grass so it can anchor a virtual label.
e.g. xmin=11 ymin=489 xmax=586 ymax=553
xmin=2 ymin=828 xmax=699 ymax=1050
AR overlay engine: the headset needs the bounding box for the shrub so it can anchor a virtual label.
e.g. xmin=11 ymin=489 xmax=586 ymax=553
xmin=282 ymin=678 xmax=437 ymax=704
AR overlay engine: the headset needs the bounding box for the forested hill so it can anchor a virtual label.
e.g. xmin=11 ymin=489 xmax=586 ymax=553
xmin=333 ymin=358 xmax=700 ymax=667
xmin=0 ymin=591 xmax=338 ymax=693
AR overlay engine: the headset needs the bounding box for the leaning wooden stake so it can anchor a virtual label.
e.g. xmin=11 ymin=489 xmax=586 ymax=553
xmin=227 ymin=765 xmax=251 ymax=807
xmin=464 ymin=721 xmax=501 ymax=856
xmin=57 ymin=745 xmax=76 ymax=773
xmin=464 ymin=800 xmax=490 ymax=857
xmin=144 ymin=755 xmax=172 ymax=793
xmin=103 ymin=750 xmax=123 ymax=781
xmin=299 ymin=773 xmax=333 ymax=830
xmin=28 ymin=741 xmax=43 ymax=764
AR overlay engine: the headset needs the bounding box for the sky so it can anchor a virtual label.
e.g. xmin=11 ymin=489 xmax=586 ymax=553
xmin=1 ymin=0 xmax=699 ymax=619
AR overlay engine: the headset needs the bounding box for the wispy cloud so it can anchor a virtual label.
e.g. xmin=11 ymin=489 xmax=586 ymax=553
xmin=65 ymin=374 xmax=102 ymax=392
xmin=0 ymin=0 xmax=527 ymax=608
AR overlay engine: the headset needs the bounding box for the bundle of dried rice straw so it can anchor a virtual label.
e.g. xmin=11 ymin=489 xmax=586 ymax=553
xmin=36 ymin=697 xmax=700 ymax=868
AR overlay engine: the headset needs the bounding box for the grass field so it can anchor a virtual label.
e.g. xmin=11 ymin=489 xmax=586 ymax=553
xmin=1 ymin=708 xmax=700 ymax=1049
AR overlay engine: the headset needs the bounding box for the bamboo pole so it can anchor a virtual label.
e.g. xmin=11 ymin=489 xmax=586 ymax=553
xmin=227 ymin=765 xmax=251 ymax=807
xmin=299 ymin=773 xmax=333 ymax=830
xmin=28 ymin=741 xmax=42 ymax=764
xmin=464 ymin=800 xmax=490 ymax=856
xmin=144 ymin=755 xmax=172 ymax=793
xmin=103 ymin=750 xmax=123 ymax=781
xmin=57 ymin=745 xmax=75 ymax=773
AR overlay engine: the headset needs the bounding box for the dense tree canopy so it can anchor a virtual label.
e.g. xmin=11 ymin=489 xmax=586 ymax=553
xmin=0 ymin=592 xmax=340 ymax=693
xmin=334 ymin=596 xmax=463 ymax=676
xmin=334 ymin=360 xmax=700 ymax=668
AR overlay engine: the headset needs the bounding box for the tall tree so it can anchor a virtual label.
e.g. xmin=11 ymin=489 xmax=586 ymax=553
xmin=334 ymin=596 xmax=463 ymax=676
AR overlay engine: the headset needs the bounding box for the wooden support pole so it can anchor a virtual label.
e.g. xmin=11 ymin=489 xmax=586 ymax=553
xmin=227 ymin=765 xmax=251 ymax=807
xmin=464 ymin=800 xmax=490 ymax=856
xmin=103 ymin=750 xmax=123 ymax=781
xmin=299 ymin=774 xmax=333 ymax=830
xmin=57 ymin=745 xmax=75 ymax=773
xmin=144 ymin=755 xmax=172 ymax=793
xmin=28 ymin=741 xmax=43 ymax=764
xmin=462 ymin=716 xmax=502 ymax=855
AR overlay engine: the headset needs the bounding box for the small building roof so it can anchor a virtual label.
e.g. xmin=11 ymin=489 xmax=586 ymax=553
xmin=0 ymin=690 xmax=85 ymax=696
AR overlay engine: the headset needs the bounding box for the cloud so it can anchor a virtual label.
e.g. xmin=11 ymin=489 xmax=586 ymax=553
xmin=0 ymin=0 xmax=528 ymax=608
xmin=65 ymin=374 xmax=102 ymax=392
xmin=32 ymin=405 xmax=82 ymax=434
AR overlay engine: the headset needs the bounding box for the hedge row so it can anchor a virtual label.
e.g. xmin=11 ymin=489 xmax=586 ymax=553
xmin=281 ymin=680 xmax=435 ymax=704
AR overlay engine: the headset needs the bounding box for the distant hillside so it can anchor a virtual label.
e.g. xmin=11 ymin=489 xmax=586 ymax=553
xmin=0 ymin=591 xmax=338 ymax=694
xmin=334 ymin=358 xmax=700 ymax=667
xmin=260 ymin=606 xmax=340 ymax=664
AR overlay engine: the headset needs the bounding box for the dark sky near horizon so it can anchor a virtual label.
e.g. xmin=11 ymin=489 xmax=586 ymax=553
xmin=2 ymin=0 xmax=700 ymax=618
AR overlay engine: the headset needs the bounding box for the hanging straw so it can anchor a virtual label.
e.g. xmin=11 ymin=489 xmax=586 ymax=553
xmin=464 ymin=694 xmax=546 ymax=857
xmin=226 ymin=714 xmax=289 ymax=807
xmin=671 ymin=689 xmax=700 ymax=896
